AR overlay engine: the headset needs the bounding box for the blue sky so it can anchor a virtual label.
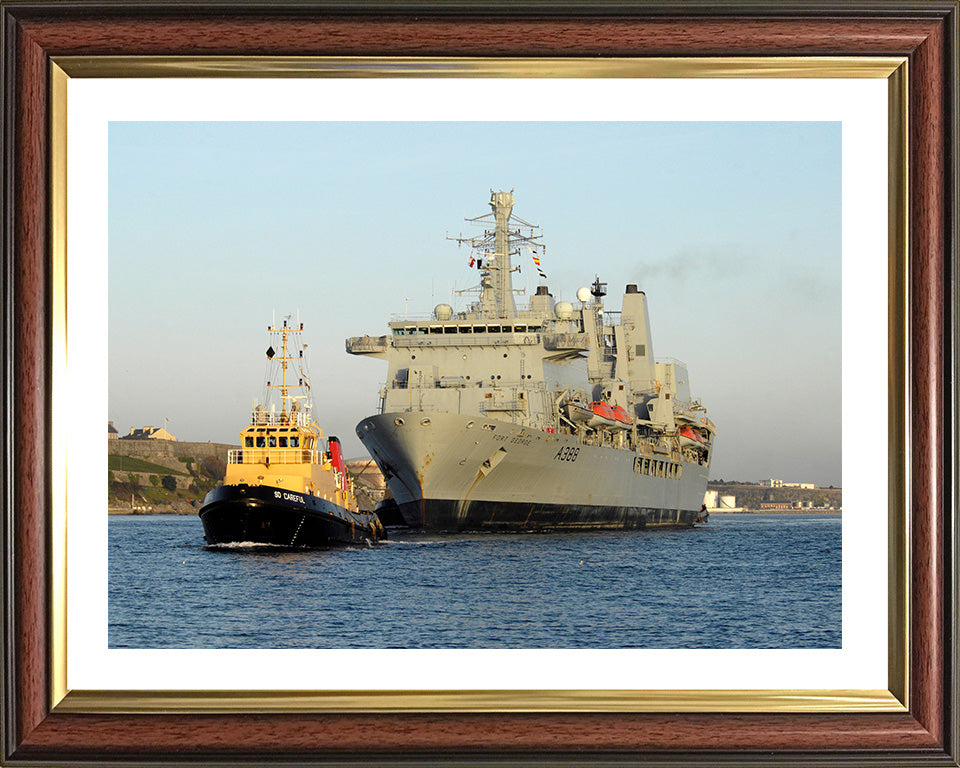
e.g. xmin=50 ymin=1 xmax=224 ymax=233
xmin=109 ymin=121 xmax=840 ymax=485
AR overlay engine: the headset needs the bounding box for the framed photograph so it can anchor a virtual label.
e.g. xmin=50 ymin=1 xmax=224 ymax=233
xmin=2 ymin=2 xmax=956 ymax=765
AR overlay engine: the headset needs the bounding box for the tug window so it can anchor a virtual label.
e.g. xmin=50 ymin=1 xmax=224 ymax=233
xmin=245 ymin=437 xmax=254 ymax=447
xmin=256 ymin=436 xmax=265 ymax=448
xmin=290 ymin=436 xmax=299 ymax=448
xmin=279 ymin=437 xmax=288 ymax=448
xmin=269 ymin=436 xmax=277 ymax=448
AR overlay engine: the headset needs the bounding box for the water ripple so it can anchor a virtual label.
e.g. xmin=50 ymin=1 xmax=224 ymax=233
xmin=109 ymin=513 xmax=841 ymax=649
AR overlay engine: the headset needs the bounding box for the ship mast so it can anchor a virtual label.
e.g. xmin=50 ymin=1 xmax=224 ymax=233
xmin=265 ymin=318 xmax=303 ymax=415
xmin=449 ymin=189 xmax=543 ymax=320
xmin=490 ymin=191 xmax=516 ymax=318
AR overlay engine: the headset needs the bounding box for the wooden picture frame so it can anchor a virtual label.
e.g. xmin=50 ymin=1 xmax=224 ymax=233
xmin=2 ymin=2 xmax=957 ymax=765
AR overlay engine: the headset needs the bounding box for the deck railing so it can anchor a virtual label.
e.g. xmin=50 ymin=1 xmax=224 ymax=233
xmin=249 ymin=410 xmax=312 ymax=428
xmin=227 ymin=449 xmax=319 ymax=465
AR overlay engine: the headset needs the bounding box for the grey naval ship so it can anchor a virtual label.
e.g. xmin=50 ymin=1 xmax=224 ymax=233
xmin=347 ymin=190 xmax=714 ymax=532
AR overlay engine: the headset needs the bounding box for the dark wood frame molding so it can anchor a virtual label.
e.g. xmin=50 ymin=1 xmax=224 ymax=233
xmin=2 ymin=2 xmax=957 ymax=765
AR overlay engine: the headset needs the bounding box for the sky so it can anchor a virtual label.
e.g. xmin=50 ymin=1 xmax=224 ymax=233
xmin=109 ymin=121 xmax=840 ymax=485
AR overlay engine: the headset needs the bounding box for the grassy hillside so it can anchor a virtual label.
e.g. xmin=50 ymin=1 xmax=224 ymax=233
xmin=109 ymin=453 xmax=225 ymax=514
xmin=108 ymin=454 xmax=188 ymax=476
xmin=109 ymin=451 xmax=385 ymax=514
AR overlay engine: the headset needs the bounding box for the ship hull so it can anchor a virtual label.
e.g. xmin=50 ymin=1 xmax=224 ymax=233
xmin=199 ymin=484 xmax=385 ymax=547
xmin=394 ymin=498 xmax=699 ymax=531
xmin=357 ymin=411 xmax=709 ymax=532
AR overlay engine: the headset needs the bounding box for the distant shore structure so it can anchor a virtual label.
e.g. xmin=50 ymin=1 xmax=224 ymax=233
xmin=115 ymin=424 xmax=177 ymax=442
xmin=703 ymin=481 xmax=841 ymax=513
xmin=767 ymin=478 xmax=815 ymax=489
xmin=703 ymin=490 xmax=741 ymax=511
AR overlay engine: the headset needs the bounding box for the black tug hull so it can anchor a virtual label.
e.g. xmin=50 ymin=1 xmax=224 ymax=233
xmin=199 ymin=484 xmax=385 ymax=547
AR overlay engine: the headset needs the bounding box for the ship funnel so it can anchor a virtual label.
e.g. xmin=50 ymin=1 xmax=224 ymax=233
xmin=620 ymin=287 xmax=656 ymax=394
xmin=530 ymin=284 xmax=554 ymax=316
xmin=625 ymin=284 xmax=640 ymax=294
xmin=328 ymin=436 xmax=348 ymax=491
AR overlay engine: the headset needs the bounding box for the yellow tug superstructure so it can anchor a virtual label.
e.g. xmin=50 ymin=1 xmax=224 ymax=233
xmin=199 ymin=317 xmax=385 ymax=548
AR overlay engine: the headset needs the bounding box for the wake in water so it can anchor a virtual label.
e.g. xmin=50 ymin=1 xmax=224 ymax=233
xmin=203 ymin=538 xmax=381 ymax=552
xmin=204 ymin=541 xmax=294 ymax=551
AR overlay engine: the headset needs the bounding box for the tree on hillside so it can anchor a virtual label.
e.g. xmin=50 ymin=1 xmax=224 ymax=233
xmin=200 ymin=455 xmax=226 ymax=480
xmin=161 ymin=475 xmax=177 ymax=492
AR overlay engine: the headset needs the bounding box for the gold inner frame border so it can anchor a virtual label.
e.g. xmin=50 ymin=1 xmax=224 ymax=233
xmin=49 ymin=55 xmax=909 ymax=715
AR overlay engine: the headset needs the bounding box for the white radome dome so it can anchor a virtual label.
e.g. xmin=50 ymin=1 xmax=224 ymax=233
xmin=555 ymin=301 xmax=574 ymax=320
xmin=434 ymin=304 xmax=453 ymax=321
xmin=576 ymin=286 xmax=591 ymax=303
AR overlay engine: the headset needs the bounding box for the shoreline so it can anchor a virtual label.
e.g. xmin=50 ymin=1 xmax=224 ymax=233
xmin=707 ymin=508 xmax=840 ymax=515
xmin=109 ymin=508 xmax=841 ymax=517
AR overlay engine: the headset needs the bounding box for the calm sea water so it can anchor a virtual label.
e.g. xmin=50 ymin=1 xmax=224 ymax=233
xmin=108 ymin=513 xmax=840 ymax=649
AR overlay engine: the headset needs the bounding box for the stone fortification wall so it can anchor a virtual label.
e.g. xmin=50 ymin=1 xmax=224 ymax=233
xmin=112 ymin=471 xmax=195 ymax=490
xmin=109 ymin=439 xmax=237 ymax=461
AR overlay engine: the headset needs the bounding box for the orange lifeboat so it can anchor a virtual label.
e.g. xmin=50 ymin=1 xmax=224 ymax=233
xmin=678 ymin=425 xmax=706 ymax=448
xmin=587 ymin=401 xmax=617 ymax=429
xmin=588 ymin=401 xmax=630 ymax=431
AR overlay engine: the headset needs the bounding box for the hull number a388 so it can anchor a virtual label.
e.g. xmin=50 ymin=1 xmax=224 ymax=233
xmin=554 ymin=445 xmax=581 ymax=462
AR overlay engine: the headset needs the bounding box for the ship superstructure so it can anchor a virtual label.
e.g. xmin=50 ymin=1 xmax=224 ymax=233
xmin=199 ymin=317 xmax=385 ymax=547
xmin=347 ymin=191 xmax=714 ymax=531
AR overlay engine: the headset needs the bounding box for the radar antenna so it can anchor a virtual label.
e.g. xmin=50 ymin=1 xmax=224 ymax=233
xmin=591 ymin=276 xmax=608 ymax=299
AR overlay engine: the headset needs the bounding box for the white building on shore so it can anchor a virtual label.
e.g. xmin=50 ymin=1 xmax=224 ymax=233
xmin=703 ymin=490 xmax=741 ymax=511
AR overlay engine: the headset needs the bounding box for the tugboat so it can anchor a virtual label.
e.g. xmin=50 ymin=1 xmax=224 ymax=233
xmin=199 ymin=317 xmax=386 ymax=547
